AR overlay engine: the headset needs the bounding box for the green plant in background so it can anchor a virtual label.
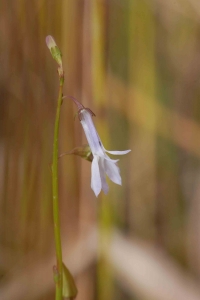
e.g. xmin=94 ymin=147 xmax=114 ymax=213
xmin=46 ymin=35 xmax=77 ymax=300
xmin=46 ymin=33 xmax=131 ymax=300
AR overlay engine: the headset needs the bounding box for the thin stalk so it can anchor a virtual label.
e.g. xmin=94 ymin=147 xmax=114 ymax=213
xmin=52 ymin=76 xmax=64 ymax=300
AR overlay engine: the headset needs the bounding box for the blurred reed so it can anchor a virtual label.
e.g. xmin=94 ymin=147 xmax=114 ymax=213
xmin=91 ymin=2 xmax=114 ymax=300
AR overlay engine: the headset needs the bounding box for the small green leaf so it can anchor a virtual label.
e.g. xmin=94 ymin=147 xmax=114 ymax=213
xmin=53 ymin=265 xmax=60 ymax=284
xmin=62 ymin=263 xmax=78 ymax=299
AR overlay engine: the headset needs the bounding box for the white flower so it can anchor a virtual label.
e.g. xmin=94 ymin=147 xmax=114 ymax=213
xmin=79 ymin=108 xmax=131 ymax=197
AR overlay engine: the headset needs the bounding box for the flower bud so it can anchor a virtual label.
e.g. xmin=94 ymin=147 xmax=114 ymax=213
xmin=46 ymin=35 xmax=63 ymax=69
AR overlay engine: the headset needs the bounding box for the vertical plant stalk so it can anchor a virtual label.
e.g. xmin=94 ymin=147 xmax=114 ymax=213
xmin=91 ymin=1 xmax=114 ymax=300
xmin=52 ymin=76 xmax=64 ymax=300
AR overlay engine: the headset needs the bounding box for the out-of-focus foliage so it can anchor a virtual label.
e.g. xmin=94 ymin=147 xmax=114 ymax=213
xmin=1 ymin=1 xmax=200 ymax=300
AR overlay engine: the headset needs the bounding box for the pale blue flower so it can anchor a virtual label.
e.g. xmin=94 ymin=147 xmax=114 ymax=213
xmin=79 ymin=108 xmax=131 ymax=197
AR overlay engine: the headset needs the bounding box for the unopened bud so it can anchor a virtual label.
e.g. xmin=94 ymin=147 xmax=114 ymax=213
xmin=46 ymin=35 xmax=63 ymax=69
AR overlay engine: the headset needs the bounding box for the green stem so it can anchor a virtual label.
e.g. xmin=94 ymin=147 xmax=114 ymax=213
xmin=52 ymin=76 xmax=64 ymax=300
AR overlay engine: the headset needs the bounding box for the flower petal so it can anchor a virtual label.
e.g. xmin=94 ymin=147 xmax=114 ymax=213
xmin=104 ymin=160 xmax=122 ymax=185
xmin=80 ymin=109 xmax=105 ymax=157
xmin=99 ymin=158 xmax=109 ymax=194
xmin=104 ymin=148 xmax=131 ymax=155
xmin=91 ymin=155 xmax=101 ymax=197
xmin=100 ymin=155 xmax=119 ymax=163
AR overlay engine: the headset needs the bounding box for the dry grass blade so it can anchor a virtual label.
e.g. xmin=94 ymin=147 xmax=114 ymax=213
xmin=2 ymin=230 xmax=200 ymax=300
xmin=108 ymin=232 xmax=200 ymax=300
xmin=0 ymin=230 xmax=97 ymax=300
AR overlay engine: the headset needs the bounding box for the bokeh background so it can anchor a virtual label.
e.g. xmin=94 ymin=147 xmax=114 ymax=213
xmin=1 ymin=0 xmax=200 ymax=299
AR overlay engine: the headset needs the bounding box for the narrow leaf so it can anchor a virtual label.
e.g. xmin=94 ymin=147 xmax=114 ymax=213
xmin=62 ymin=263 xmax=78 ymax=299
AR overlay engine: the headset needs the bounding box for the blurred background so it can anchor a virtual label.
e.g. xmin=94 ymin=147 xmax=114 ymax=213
xmin=1 ymin=0 xmax=200 ymax=299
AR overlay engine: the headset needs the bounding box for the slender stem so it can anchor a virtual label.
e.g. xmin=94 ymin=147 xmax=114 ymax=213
xmin=52 ymin=76 xmax=64 ymax=300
